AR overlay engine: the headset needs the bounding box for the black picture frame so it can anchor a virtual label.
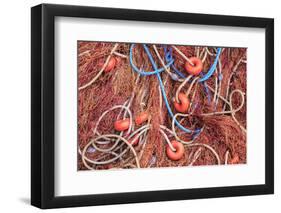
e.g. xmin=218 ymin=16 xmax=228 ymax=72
xmin=31 ymin=3 xmax=274 ymax=209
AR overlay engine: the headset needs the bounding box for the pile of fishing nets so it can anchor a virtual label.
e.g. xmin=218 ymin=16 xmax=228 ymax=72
xmin=78 ymin=41 xmax=246 ymax=170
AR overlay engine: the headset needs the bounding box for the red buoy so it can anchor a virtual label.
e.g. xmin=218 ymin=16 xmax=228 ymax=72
xmin=135 ymin=112 xmax=149 ymax=125
xmin=166 ymin=141 xmax=185 ymax=161
xmin=173 ymin=92 xmax=190 ymax=113
xmin=128 ymin=135 xmax=139 ymax=146
xmin=114 ymin=118 xmax=130 ymax=131
xmin=184 ymin=57 xmax=203 ymax=75
xmin=104 ymin=57 xmax=117 ymax=72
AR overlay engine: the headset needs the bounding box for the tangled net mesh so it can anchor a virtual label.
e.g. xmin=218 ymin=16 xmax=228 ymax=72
xmin=78 ymin=41 xmax=247 ymax=170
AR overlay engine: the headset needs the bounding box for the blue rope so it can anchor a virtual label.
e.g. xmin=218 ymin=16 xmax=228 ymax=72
xmin=129 ymin=44 xmax=174 ymax=76
xmin=163 ymin=46 xmax=187 ymax=79
xmin=203 ymin=81 xmax=211 ymax=104
xmin=130 ymin=44 xmax=196 ymax=134
xmin=198 ymin=48 xmax=222 ymax=82
xmin=171 ymin=64 xmax=186 ymax=79
xmin=129 ymin=45 xmax=222 ymax=134
xmin=163 ymin=46 xmax=222 ymax=83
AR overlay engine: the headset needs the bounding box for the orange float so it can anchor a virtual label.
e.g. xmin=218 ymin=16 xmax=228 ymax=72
xmin=135 ymin=112 xmax=149 ymax=125
xmin=230 ymin=155 xmax=239 ymax=164
xmin=166 ymin=140 xmax=185 ymax=161
xmin=104 ymin=57 xmax=117 ymax=72
xmin=114 ymin=118 xmax=130 ymax=131
xmin=184 ymin=57 xmax=203 ymax=75
xmin=128 ymin=135 xmax=139 ymax=146
xmin=173 ymin=92 xmax=190 ymax=113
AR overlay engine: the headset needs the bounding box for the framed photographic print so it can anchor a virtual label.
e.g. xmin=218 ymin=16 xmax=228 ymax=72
xmin=31 ymin=3 xmax=274 ymax=209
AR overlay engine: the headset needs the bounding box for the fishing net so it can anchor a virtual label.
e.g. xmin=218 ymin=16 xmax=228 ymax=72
xmin=77 ymin=42 xmax=246 ymax=170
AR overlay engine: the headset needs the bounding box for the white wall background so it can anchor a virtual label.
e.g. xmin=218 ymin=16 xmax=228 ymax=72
xmin=0 ymin=0 xmax=279 ymax=212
